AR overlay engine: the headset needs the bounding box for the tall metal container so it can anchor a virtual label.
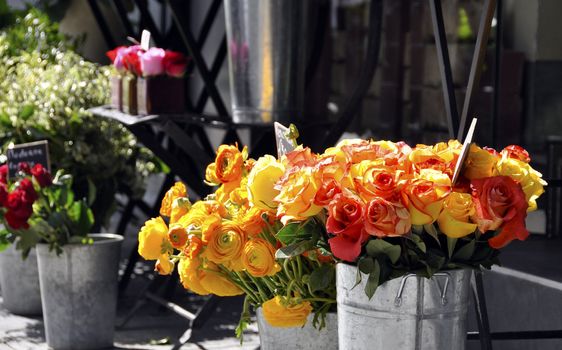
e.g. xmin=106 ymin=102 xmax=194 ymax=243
xmin=256 ymin=308 xmax=338 ymax=350
xmin=37 ymin=234 xmax=123 ymax=350
xmin=337 ymin=263 xmax=471 ymax=350
xmin=0 ymin=244 xmax=42 ymax=315
xmin=224 ymin=0 xmax=307 ymax=124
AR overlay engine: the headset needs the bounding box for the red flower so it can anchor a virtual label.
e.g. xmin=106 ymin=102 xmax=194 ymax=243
xmin=5 ymin=189 xmax=33 ymax=230
xmin=0 ymin=183 xmax=7 ymax=207
xmin=0 ymin=164 xmax=6 ymax=184
xmin=326 ymin=193 xmax=368 ymax=262
xmin=501 ymin=145 xmax=531 ymax=163
xmin=163 ymin=50 xmax=188 ymax=77
xmin=106 ymin=46 xmax=126 ymax=63
xmin=18 ymin=162 xmax=31 ymax=174
xmin=18 ymin=178 xmax=38 ymax=203
xmin=31 ymin=164 xmax=52 ymax=188
xmin=471 ymin=176 xmax=529 ymax=248
xmin=122 ymin=45 xmax=144 ymax=76
xmin=314 ymin=178 xmax=341 ymax=206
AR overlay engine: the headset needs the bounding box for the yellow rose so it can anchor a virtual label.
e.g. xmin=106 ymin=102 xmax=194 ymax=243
xmin=178 ymin=257 xmax=209 ymax=295
xmin=437 ymin=192 xmax=477 ymax=238
xmin=496 ymin=156 xmax=547 ymax=212
xmin=155 ymin=255 xmax=174 ymax=275
xmin=170 ymin=197 xmax=191 ymax=225
xmin=402 ymin=170 xmax=451 ymax=225
xmin=203 ymin=221 xmax=246 ymax=269
xmin=199 ymin=262 xmax=243 ymax=296
xmin=247 ymin=155 xmax=286 ymax=211
xmin=242 ymin=238 xmax=281 ymax=277
xmin=410 ymin=140 xmax=461 ymax=175
xmin=463 ymin=144 xmax=499 ymax=180
xmin=160 ymin=182 xmax=187 ymax=217
xmin=262 ymin=296 xmax=312 ymax=328
xmin=275 ymin=167 xmax=322 ymax=224
xmin=138 ymin=217 xmax=169 ymax=260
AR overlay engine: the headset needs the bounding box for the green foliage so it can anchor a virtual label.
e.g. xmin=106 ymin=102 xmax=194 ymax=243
xmin=0 ymin=9 xmax=162 ymax=226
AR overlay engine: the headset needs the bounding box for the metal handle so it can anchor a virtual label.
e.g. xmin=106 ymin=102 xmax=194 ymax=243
xmin=394 ymin=272 xmax=451 ymax=307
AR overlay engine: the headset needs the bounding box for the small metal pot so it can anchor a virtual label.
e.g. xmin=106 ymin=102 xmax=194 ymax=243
xmin=337 ymin=263 xmax=472 ymax=350
xmin=0 ymin=244 xmax=42 ymax=316
xmin=37 ymin=234 xmax=123 ymax=350
xmin=256 ymin=307 xmax=338 ymax=350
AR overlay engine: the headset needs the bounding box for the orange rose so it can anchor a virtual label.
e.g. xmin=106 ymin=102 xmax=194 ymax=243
xmin=160 ymin=182 xmax=187 ymax=217
xmin=501 ymin=145 xmax=530 ymax=163
xmin=402 ymin=170 xmax=451 ymax=225
xmin=463 ymin=144 xmax=499 ymax=180
xmin=275 ymin=167 xmax=322 ymax=223
xmin=284 ymin=146 xmax=317 ymax=168
xmin=363 ymin=198 xmax=411 ymax=237
xmin=471 ymin=176 xmax=528 ymax=248
xmin=350 ymin=160 xmax=405 ymax=202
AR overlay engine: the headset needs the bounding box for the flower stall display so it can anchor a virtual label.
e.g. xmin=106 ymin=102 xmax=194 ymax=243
xmin=267 ymin=138 xmax=546 ymax=349
xmin=0 ymin=162 xmax=123 ymax=349
xmin=106 ymin=45 xmax=188 ymax=115
xmin=137 ymin=144 xmax=338 ymax=349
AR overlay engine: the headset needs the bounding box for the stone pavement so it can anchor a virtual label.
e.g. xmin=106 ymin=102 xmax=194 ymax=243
xmin=0 ymin=290 xmax=260 ymax=350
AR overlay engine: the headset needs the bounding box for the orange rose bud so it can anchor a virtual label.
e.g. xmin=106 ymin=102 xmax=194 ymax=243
xmin=168 ymin=224 xmax=188 ymax=249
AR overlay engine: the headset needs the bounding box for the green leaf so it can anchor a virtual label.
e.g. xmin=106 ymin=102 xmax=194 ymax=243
xmin=412 ymin=225 xmax=423 ymax=235
xmin=354 ymin=265 xmax=362 ymax=289
xmin=86 ymin=178 xmax=96 ymax=207
xmin=275 ymin=240 xmax=312 ymax=259
xmin=365 ymin=239 xmax=401 ymax=264
xmin=276 ymin=222 xmax=310 ymax=245
xmin=409 ymin=233 xmax=426 ymax=253
xmin=423 ymin=224 xmax=441 ymax=245
xmin=447 ymin=237 xmax=458 ymax=258
xmin=309 ymin=265 xmax=335 ymax=292
xmin=67 ymin=200 xmax=94 ymax=236
xmin=453 ymin=239 xmax=476 ymax=261
xmin=18 ymin=105 xmax=35 ymax=120
xmin=364 ymin=260 xmax=381 ymax=299
xmin=358 ymin=257 xmax=375 ymax=274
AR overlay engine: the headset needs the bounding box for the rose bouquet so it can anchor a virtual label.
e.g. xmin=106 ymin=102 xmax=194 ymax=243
xmin=264 ymin=138 xmax=546 ymax=297
xmin=0 ymin=162 xmax=94 ymax=256
xmin=137 ymin=144 xmax=336 ymax=339
xmin=106 ymin=45 xmax=189 ymax=115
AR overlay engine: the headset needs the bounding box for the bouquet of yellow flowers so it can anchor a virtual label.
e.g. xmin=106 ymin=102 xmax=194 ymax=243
xmin=137 ymin=144 xmax=336 ymax=338
xmin=267 ymin=139 xmax=546 ymax=298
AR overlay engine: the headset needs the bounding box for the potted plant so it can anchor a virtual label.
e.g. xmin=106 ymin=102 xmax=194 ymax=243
xmin=0 ymin=161 xmax=123 ymax=350
xmin=106 ymin=45 xmax=188 ymax=115
xmin=269 ymin=139 xmax=546 ymax=350
xmin=137 ymin=144 xmax=338 ymax=350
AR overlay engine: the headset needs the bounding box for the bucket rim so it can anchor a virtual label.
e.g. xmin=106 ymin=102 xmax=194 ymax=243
xmin=35 ymin=233 xmax=123 ymax=251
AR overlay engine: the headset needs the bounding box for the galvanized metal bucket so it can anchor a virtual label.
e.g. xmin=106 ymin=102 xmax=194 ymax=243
xmin=256 ymin=307 xmax=338 ymax=350
xmin=0 ymin=244 xmax=42 ymax=315
xmin=336 ymin=263 xmax=472 ymax=350
xmin=224 ymin=0 xmax=307 ymax=124
xmin=37 ymin=234 xmax=123 ymax=350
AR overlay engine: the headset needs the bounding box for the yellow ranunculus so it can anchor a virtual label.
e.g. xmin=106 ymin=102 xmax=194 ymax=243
xmin=242 ymin=238 xmax=281 ymax=277
xmin=275 ymin=167 xmax=322 ymax=224
xmin=437 ymin=192 xmax=477 ymax=238
xmin=155 ymin=255 xmax=174 ymax=275
xmin=201 ymin=214 xmax=222 ymax=243
xmin=178 ymin=257 xmax=209 ymax=295
xmin=463 ymin=144 xmax=499 ymax=180
xmin=203 ymin=221 xmax=246 ymax=268
xmin=238 ymin=206 xmax=267 ymax=236
xmin=168 ymin=224 xmax=188 ymax=249
xmin=496 ymin=156 xmax=547 ymax=212
xmin=176 ymin=201 xmax=213 ymax=228
xmin=199 ymin=262 xmax=243 ymax=296
xmin=170 ymin=197 xmax=191 ymax=225
xmin=247 ymin=155 xmax=285 ymax=211
xmin=262 ymin=296 xmax=312 ymax=327
xmin=160 ymin=182 xmax=187 ymax=217
xmin=138 ymin=217 xmax=169 ymax=260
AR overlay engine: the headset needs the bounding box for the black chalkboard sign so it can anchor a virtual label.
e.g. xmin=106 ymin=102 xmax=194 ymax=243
xmin=6 ymin=140 xmax=51 ymax=178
